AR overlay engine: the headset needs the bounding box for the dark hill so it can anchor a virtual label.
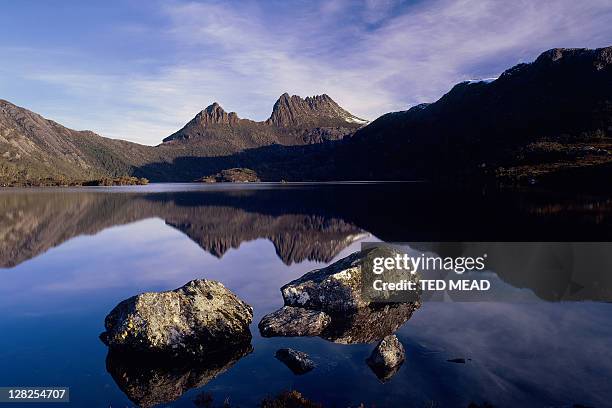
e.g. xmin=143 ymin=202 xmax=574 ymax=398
xmin=332 ymin=46 xmax=612 ymax=185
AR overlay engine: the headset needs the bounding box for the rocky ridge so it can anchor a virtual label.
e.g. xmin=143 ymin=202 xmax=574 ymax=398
xmin=161 ymin=93 xmax=366 ymax=151
xmin=266 ymin=93 xmax=367 ymax=127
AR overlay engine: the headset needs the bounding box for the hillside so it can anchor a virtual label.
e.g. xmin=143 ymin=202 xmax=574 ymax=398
xmin=332 ymin=46 xmax=612 ymax=185
xmin=0 ymin=94 xmax=366 ymax=185
xmin=0 ymin=99 xmax=162 ymax=185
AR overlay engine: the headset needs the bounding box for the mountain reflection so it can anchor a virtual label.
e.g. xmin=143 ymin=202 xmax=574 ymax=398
xmin=0 ymin=190 xmax=365 ymax=268
xmin=1 ymin=184 xmax=611 ymax=303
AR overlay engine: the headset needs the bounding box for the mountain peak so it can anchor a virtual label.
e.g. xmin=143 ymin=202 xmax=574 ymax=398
xmin=206 ymin=102 xmax=222 ymax=111
xmin=192 ymin=102 xmax=239 ymax=126
xmin=161 ymin=102 xmax=240 ymax=143
xmin=266 ymin=93 xmax=367 ymax=127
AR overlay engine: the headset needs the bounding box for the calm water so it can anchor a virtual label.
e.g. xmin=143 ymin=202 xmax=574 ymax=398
xmin=0 ymin=183 xmax=611 ymax=408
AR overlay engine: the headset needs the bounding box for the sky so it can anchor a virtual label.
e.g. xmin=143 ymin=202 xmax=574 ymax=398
xmin=1 ymin=0 xmax=611 ymax=145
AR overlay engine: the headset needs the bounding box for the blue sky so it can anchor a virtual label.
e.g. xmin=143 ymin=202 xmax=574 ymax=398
xmin=1 ymin=0 xmax=611 ymax=145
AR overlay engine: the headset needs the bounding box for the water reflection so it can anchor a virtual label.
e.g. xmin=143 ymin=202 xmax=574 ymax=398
xmin=2 ymin=185 xmax=612 ymax=304
xmin=320 ymin=304 xmax=418 ymax=345
xmin=0 ymin=184 xmax=611 ymax=407
xmin=411 ymin=242 xmax=612 ymax=302
xmin=2 ymin=183 xmax=612 ymax=269
xmin=0 ymin=189 xmax=366 ymax=268
xmin=105 ymin=343 xmax=252 ymax=408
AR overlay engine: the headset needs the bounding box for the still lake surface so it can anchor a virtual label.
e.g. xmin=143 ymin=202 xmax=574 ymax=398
xmin=0 ymin=183 xmax=611 ymax=408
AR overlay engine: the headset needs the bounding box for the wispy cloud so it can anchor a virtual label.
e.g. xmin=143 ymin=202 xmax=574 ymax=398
xmin=1 ymin=0 xmax=610 ymax=145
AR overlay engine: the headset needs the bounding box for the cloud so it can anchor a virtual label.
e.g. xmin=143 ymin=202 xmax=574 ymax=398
xmin=1 ymin=0 xmax=611 ymax=145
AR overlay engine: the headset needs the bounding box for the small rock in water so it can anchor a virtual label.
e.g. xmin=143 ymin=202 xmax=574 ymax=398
xmin=260 ymin=390 xmax=323 ymax=408
xmin=275 ymin=348 xmax=316 ymax=375
xmin=447 ymin=358 xmax=467 ymax=364
xmin=259 ymin=306 xmax=331 ymax=337
xmin=366 ymin=335 xmax=406 ymax=382
xmin=100 ymin=279 xmax=253 ymax=357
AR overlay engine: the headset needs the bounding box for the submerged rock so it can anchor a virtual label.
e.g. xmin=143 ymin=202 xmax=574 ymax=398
xmin=260 ymin=390 xmax=323 ymax=408
xmin=281 ymin=246 xmax=419 ymax=313
xmin=321 ymin=303 xmax=418 ymax=344
xmin=259 ymin=306 xmax=331 ymax=337
xmin=447 ymin=358 xmax=467 ymax=364
xmin=366 ymin=335 xmax=406 ymax=382
xmin=106 ymin=342 xmax=252 ymax=408
xmin=275 ymin=348 xmax=316 ymax=375
xmin=100 ymin=279 xmax=253 ymax=356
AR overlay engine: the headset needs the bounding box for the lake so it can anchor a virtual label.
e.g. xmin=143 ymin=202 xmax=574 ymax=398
xmin=0 ymin=183 xmax=611 ymax=407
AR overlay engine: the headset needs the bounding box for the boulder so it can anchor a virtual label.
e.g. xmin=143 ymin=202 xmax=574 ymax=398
xmin=100 ymin=279 xmax=253 ymax=357
xmin=366 ymin=335 xmax=406 ymax=382
xmin=275 ymin=348 xmax=316 ymax=375
xmin=259 ymin=306 xmax=331 ymax=337
xmin=281 ymin=246 xmax=419 ymax=313
xmin=260 ymin=248 xmax=421 ymax=344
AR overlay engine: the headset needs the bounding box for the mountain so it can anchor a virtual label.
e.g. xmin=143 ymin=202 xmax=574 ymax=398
xmin=147 ymin=45 xmax=612 ymax=186
xmin=1 ymin=46 xmax=610 ymax=186
xmin=329 ymin=46 xmax=612 ymax=185
xmin=0 ymin=93 xmax=365 ymax=185
xmin=161 ymin=93 xmax=366 ymax=156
